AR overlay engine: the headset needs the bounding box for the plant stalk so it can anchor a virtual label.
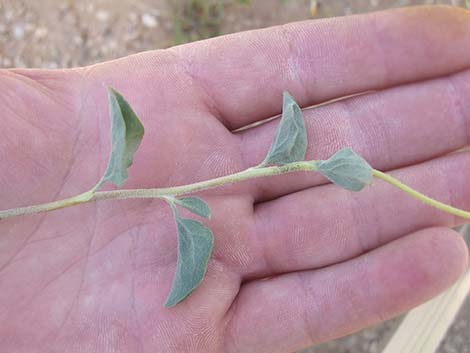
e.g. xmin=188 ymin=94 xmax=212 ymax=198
xmin=372 ymin=170 xmax=470 ymax=219
xmin=0 ymin=161 xmax=316 ymax=220
xmin=1 ymin=163 xmax=470 ymax=221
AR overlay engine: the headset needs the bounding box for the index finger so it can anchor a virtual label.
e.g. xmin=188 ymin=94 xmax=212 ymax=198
xmin=171 ymin=6 xmax=470 ymax=129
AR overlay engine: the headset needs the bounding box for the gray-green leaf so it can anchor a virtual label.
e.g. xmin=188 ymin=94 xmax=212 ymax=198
xmin=175 ymin=197 xmax=211 ymax=219
xmin=316 ymin=148 xmax=373 ymax=192
xmin=165 ymin=212 xmax=214 ymax=307
xmin=262 ymin=91 xmax=307 ymax=165
xmin=98 ymin=88 xmax=145 ymax=187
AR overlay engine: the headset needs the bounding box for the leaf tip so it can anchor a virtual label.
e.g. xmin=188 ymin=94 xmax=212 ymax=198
xmin=282 ymin=89 xmax=294 ymax=101
xmin=107 ymin=85 xmax=118 ymax=95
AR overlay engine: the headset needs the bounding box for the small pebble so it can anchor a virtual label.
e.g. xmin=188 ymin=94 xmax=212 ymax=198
xmin=13 ymin=24 xmax=25 ymax=40
xmin=96 ymin=10 xmax=110 ymax=22
xmin=73 ymin=35 xmax=83 ymax=45
xmin=34 ymin=27 xmax=48 ymax=40
xmin=141 ymin=13 xmax=158 ymax=28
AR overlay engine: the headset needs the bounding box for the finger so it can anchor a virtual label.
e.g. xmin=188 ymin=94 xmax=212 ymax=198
xmin=237 ymin=67 xmax=470 ymax=201
xmin=224 ymin=227 xmax=468 ymax=353
xmin=171 ymin=6 xmax=470 ymax=129
xmin=244 ymin=151 xmax=470 ymax=278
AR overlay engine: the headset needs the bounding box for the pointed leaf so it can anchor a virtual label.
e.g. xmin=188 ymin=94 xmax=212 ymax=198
xmin=175 ymin=197 xmax=211 ymax=219
xmin=262 ymin=91 xmax=307 ymax=165
xmin=98 ymin=88 xmax=145 ymax=187
xmin=165 ymin=212 xmax=214 ymax=307
xmin=316 ymin=148 xmax=373 ymax=191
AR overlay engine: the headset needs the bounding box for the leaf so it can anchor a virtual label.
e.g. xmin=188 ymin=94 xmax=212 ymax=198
xmin=316 ymin=148 xmax=373 ymax=192
xmin=174 ymin=197 xmax=211 ymax=219
xmin=262 ymin=91 xmax=307 ymax=165
xmin=165 ymin=211 xmax=214 ymax=307
xmin=98 ymin=87 xmax=145 ymax=188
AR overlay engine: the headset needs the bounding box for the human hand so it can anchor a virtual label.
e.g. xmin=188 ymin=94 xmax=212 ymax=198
xmin=1 ymin=6 xmax=469 ymax=353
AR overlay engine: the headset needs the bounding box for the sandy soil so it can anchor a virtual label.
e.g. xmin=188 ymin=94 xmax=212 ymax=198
xmin=1 ymin=1 xmax=469 ymax=353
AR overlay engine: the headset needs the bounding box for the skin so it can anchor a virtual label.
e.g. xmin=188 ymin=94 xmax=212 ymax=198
xmin=0 ymin=5 xmax=470 ymax=353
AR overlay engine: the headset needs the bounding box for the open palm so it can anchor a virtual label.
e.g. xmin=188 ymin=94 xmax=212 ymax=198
xmin=1 ymin=6 xmax=470 ymax=353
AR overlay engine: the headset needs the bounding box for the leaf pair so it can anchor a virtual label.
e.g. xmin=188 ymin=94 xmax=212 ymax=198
xmin=164 ymin=91 xmax=310 ymax=307
xmin=262 ymin=91 xmax=372 ymax=191
xmin=164 ymin=91 xmax=309 ymax=307
xmin=94 ymin=88 xmax=214 ymax=307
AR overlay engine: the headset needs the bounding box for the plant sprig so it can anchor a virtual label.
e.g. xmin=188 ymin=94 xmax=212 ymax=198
xmin=1 ymin=88 xmax=469 ymax=307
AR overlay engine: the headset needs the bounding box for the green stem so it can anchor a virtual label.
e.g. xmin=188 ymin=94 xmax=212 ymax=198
xmin=0 ymin=161 xmax=316 ymax=220
xmin=372 ymin=169 xmax=470 ymax=219
xmin=1 ymin=162 xmax=469 ymax=221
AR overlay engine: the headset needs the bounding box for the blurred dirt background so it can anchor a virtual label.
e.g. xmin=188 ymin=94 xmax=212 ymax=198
xmin=1 ymin=0 xmax=469 ymax=352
